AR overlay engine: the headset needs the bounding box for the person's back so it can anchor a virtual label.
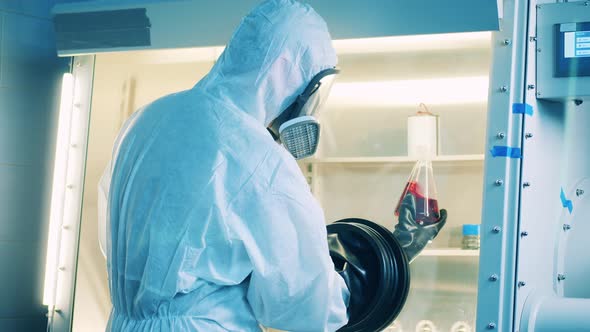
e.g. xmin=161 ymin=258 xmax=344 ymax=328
xmin=106 ymin=89 xmax=290 ymax=330
xmin=103 ymin=1 xmax=349 ymax=331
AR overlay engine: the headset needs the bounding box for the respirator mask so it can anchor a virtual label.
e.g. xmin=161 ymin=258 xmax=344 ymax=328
xmin=268 ymin=67 xmax=339 ymax=159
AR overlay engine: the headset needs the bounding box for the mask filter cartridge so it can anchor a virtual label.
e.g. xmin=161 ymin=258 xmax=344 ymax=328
xmin=279 ymin=116 xmax=320 ymax=160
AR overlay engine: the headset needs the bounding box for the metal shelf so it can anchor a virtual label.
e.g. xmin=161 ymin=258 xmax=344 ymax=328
xmin=420 ymin=248 xmax=480 ymax=257
xmin=306 ymin=154 xmax=485 ymax=164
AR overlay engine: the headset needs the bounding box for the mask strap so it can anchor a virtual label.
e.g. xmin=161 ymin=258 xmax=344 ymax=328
xmin=267 ymin=67 xmax=340 ymax=139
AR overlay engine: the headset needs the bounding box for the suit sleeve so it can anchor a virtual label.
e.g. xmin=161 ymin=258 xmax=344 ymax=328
xmin=228 ymin=156 xmax=349 ymax=332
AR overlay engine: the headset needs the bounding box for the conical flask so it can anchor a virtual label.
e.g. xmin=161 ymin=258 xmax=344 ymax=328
xmin=394 ymin=160 xmax=440 ymax=225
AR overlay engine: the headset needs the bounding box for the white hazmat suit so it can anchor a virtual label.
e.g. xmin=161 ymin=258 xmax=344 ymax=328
xmin=99 ymin=0 xmax=350 ymax=331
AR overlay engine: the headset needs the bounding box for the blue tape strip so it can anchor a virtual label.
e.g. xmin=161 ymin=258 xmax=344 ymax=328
xmin=560 ymin=188 xmax=573 ymax=214
xmin=513 ymin=103 xmax=534 ymax=116
xmin=490 ymin=146 xmax=522 ymax=158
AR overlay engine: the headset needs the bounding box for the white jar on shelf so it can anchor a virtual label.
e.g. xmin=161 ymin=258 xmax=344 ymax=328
xmin=407 ymin=103 xmax=439 ymax=159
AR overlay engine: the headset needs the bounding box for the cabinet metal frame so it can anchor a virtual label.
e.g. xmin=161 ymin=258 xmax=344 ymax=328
xmin=476 ymin=0 xmax=530 ymax=331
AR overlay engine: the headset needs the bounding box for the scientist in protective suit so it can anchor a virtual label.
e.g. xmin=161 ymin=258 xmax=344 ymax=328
xmin=99 ymin=0 xmax=350 ymax=331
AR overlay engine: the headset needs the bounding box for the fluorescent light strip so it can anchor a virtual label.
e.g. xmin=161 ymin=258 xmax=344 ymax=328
xmin=333 ymin=32 xmax=491 ymax=54
xmin=326 ymin=76 xmax=490 ymax=107
xmin=96 ymin=32 xmax=489 ymax=65
xmin=43 ymin=73 xmax=74 ymax=306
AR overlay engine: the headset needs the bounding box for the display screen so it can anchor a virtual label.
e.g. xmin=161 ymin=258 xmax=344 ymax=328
xmin=564 ymin=31 xmax=590 ymax=58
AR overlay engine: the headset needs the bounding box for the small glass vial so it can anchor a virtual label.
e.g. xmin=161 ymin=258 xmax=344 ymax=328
xmin=451 ymin=321 xmax=472 ymax=332
xmin=416 ymin=320 xmax=436 ymax=332
xmin=462 ymin=224 xmax=480 ymax=250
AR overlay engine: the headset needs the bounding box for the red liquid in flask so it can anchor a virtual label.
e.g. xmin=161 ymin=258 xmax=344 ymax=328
xmin=394 ymin=181 xmax=440 ymax=225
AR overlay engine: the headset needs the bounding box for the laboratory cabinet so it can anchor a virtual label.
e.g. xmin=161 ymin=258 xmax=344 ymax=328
xmin=56 ymin=31 xmax=491 ymax=332
xmin=40 ymin=1 xmax=590 ymax=332
xmin=42 ymin=1 xmax=512 ymax=332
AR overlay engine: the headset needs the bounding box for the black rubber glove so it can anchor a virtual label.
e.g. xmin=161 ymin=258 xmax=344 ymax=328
xmin=327 ymin=219 xmax=412 ymax=331
xmin=327 ymin=232 xmax=370 ymax=323
xmin=393 ymin=193 xmax=447 ymax=262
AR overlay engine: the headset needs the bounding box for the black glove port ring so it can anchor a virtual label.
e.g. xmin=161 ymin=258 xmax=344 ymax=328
xmin=327 ymin=218 xmax=410 ymax=332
